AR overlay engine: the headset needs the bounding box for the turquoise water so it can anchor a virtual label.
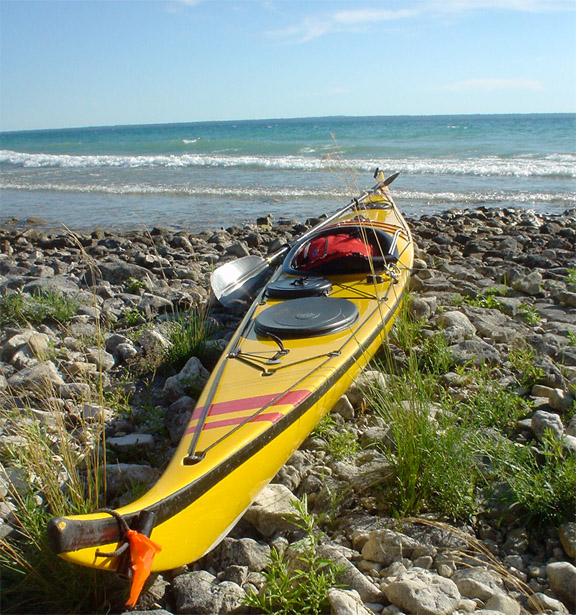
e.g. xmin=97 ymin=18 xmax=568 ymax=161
xmin=1 ymin=114 xmax=574 ymax=231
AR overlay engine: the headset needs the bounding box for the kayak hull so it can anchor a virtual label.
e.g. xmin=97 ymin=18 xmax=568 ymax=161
xmin=48 ymin=181 xmax=413 ymax=573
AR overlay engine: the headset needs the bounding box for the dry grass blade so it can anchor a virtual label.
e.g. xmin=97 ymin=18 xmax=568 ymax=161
xmin=403 ymin=517 xmax=545 ymax=614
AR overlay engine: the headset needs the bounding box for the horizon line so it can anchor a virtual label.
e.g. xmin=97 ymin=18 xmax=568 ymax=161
xmin=2 ymin=111 xmax=575 ymax=136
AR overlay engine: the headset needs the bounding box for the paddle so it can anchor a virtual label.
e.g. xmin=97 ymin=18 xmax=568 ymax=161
xmin=211 ymin=171 xmax=399 ymax=307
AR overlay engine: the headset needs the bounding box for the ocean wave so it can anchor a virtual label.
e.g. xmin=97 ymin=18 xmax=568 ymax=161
xmin=2 ymin=180 xmax=574 ymax=206
xmin=0 ymin=181 xmax=347 ymax=199
xmin=1 ymin=149 xmax=575 ymax=178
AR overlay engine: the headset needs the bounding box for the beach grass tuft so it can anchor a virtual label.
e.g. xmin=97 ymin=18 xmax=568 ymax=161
xmin=365 ymin=301 xmax=575 ymax=526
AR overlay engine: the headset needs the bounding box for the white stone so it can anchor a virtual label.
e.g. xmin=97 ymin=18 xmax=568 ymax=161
xmin=547 ymin=561 xmax=576 ymax=610
xmin=384 ymin=568 xmax=461 ymax=615
xmin=484 ymin=593 xmax=520 ymax=615
xmin=362 ymin=529 xmax=420 ymax=566
xmin=108 ymin=433 xmax=154 ymax=449
xmin=243 ymin=483 xmax=298 ymax=537
xmin=328 ymin=588 xmax=375 ymax=615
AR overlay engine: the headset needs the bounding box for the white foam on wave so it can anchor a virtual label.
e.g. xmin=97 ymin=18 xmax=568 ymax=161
xmin=0 ymin=181 xmax=347 ymax=199
xmin=2 ymin=180 xmax=574 ymax=206
xmin=1 ymin=149 xmax=574 ymax=178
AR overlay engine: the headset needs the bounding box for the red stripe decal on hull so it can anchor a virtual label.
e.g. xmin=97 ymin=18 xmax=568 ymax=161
xmin=186 ymin=412 xmax=285 ymax=434
xmin=185 ymin=389 xmax=309 ymax=436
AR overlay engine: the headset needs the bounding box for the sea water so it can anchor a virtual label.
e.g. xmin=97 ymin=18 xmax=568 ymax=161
xmin=1 ymin=114 xmax=574 ymax=231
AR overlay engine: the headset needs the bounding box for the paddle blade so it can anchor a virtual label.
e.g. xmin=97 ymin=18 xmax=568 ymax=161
xmin=211 ymin=255 xmax=271 ymax=307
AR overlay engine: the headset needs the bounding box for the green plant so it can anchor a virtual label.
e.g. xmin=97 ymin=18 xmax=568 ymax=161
xmin=244 ymin=496 xmax=343 ymax=615
xmin=369 ymin=373 xmax=481 ymax=519
xmin=566 ymin=268 xmax=576 ymax=285
xmin=508 ymin=344 xmax=545 ymax=387
xmin=125 ymin=277 xmax=145 ymax=294
xmin=313 ymin=415 xmax=358 ymax=461
xmin=121 ymin=307 xmax=145 ymax=327
xmin=567 ymin=331 xmax=576 ymax=347
xmin=164 ymin=303 xmax=216 ymax=372
xmin=453 ymin=288 xmax=507 ymax=312
xmin=417 ymin=333 xmax=454 ymax=376
xmin=518 ymin=302 xmax=541 ymax=325
xmin=468 ymin=294 xmax=505 ymax=311
xmin=487 ymin=431 xmax=576 ymax=526
xmin=456 ymin=377 xmax=532 ymax=434
xmin=0 ymin=289 xmax=79 ymax=327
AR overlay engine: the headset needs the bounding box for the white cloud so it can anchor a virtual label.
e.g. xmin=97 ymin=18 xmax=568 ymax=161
xmin=169 ymin=0 xmax=203 ymax=6
xmin=432 ymin=0 xmax=575 ymax=12
xmin=269 ymin=0 xmax=574 ymax=43
xmin=442 ymin=78 xmax=545 ymax=91
xmin=269 ymin=8 xmax=417 ymax=43
xmin=332 ymin=9 xmax=420 ymax=25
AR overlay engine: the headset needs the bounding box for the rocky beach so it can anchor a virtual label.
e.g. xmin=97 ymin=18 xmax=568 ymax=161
xmin=1 ymin=205 xmax=575 ymax=615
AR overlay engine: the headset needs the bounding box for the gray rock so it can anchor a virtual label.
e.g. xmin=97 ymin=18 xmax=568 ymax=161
xmin=162 ymin=356 xmax=210 ymax=402
xmin=139 ymin=292 xmax=173 ymax=315
xmin=226 ymin=241 xmax=250 ymax=258
xmin=7 ymin=360 xmax=64 ymax=392
xmin=23 ymin=275 xmax=79 ymax=297
xmin=558 ymin=290 xmax=576 ymax=308
xmin=558 ymin=522 xmax=576 ymax=559
xmin=549 ymin=388 xmax=574 ymax=413
xmin=172 ymin=570 xmax=247 ymax=614
xmin=408 ymin=296 xmax=432 ymax=319
xmin=59 ymin=381 xmax=91 ymax=399
xmin=512 ymin=271 xmax=542 ymax=295
xmin=318 ymin=544 xmax=383 ymax=603
xmin=332 ymin=395 xmax=355 ymax=419
xmin=221 ymin=565 xmax=249 ymax=586
xmin=561 ymin=433 xmax=576 ymax=454
xmin=204 ymin=537 xmax=270 ymax=572
xmin=78 ymin=402 xmax=114 ymax=422
xmin=115 ymin=342 xmax=139 ymax=362
xmin=84 ymin=261 xmax=153 ymax=286
xmin=104 ymin=463 xmax=160 ymax=496
xmin=347 ymin=370 xmax=388 ymax=408
xmin=531 ymin=409 xmax=564 ymax=441
xmin=451 ymin=569 xmax=504 ymax=602
xmin=138 ymin=329 xmax=169 ymax=356
xmin=530 ymin=592 xmax=570 ymax=614
xmin=165 ymin=396 xmax=195 ymax=444
xmin=436 ymin=311 xmax=476 ymax=342
xmin=547 ymin=561 xmax=576 ymax=610
xmin=1 ymin=330 xmax=50 ymax=363
xmin=84 ymin=346 xmax=115 ymax=371
xmin=448 ymin=338 xmax=501 ymax=367
xmin=383 ymin=568 xmax=461 ymax=615
xmin=361 ymin=529 xmax=420 ymax=566
xmin=243 ymin=483 xmax=298 ymax=537
xmin=328 ymin=588 xmax=375 ymax=615
xmin=567 ymin=415 xmax=576 ymax=438
xmin=108 ymin=433 xmax=154 ymax=450
xmin=484 ymin=593 xmax=520 ymax=615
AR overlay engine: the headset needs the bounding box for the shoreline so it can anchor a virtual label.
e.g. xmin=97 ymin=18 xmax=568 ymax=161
xmin=2 ymin=202 xmax=576 ymax=237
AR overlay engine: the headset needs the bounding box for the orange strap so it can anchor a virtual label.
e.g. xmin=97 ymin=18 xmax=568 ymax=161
xmin=124 ymin=529 xmax=162 ymax=608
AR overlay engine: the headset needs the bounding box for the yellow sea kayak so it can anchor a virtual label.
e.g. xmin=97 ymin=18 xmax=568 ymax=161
xmin=48 ymin=171 xmax=413 ymax=576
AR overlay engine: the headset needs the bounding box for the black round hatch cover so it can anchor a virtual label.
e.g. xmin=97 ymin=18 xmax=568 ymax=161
xmin=254 ymin=297 xmax=359 ymax=338
xmin=265 ymin=277 xmax=333 ymax=299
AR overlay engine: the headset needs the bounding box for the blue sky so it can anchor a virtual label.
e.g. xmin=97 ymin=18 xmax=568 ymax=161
xmin=1 ymin=0 xmax=575 ymax=131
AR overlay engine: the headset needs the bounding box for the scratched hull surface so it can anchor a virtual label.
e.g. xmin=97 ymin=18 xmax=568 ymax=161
xmin=48 ymin=183 xmax=413 ymax=572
